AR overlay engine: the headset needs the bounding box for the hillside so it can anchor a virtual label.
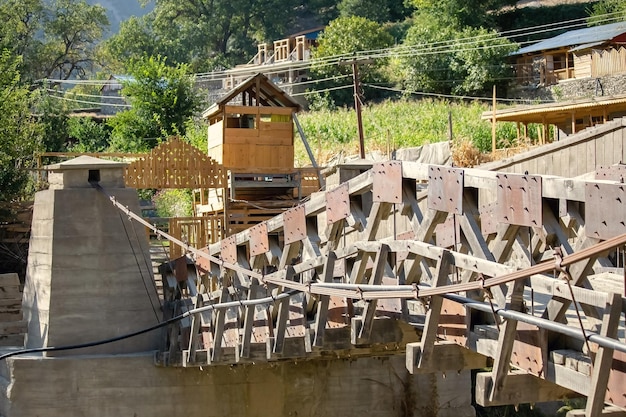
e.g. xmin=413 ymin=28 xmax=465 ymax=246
xmin=86 ymin=0 xmax=153 ymax=35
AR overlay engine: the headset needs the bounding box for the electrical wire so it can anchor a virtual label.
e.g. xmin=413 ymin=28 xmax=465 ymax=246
xmin=39 ymin=13 xmax=626 ymax=89
xmin=0 ymin=290 xmax=296 ymax=362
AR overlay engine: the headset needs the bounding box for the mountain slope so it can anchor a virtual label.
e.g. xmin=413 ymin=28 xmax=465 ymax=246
xmin=86 ymin=0 xmax=153 ymax=36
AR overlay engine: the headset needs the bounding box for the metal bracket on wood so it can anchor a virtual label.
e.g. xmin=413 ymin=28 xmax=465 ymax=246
xmin=249 ymin=222 xmax=269 ymax=257
xmin=585 ymin=182 xmax=626 ymax=239
xmin=428 ymin=165 xmax=464 ymax=215
xmin=373 ymin=161 xmax=402 ymax=203
xmin=326 ymin=183 xmax=350 ymax=224
xmin=283 ymin=205 xmax=307 ymax=245
xmin=496 ymin=173 xmax=542 ymax=227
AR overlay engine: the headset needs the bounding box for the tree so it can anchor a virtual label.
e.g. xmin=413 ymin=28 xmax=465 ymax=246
xmin=397 ymin=15 xmax=517 ymax=96
xmin=107 ymin=55 xmax=202 ymax=152
xmin=310 ymin=16 xmax=394 ymax=106
xmin=0 ymin=50 xmax=43 ymax=202
xmin=102 ymin=0 xmax=300 ymax=73
xmin=39 ymin=0 xmax=109 ymax=80
xmin=67 ymin=117 xmax=110 ymax=153
xmin=588 ymin=0 xmax=626 ymax=26
xmin=0 ymin=0 xmax=108 ymax=81
xmin=338 ymin=0 xmax=413 ymax=23
xmin=408 ymin=0 xmax=517 ymax=28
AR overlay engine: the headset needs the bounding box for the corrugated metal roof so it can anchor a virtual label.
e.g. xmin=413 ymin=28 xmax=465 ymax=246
xmin=512 ymin=21 xmax=626 ymax=56
xmin=481 ymin=94 xmax=626 ymax=123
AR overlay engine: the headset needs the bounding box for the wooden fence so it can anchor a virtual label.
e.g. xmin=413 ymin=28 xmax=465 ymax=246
xmin=592 ymin=47 xmax=626 ymax=78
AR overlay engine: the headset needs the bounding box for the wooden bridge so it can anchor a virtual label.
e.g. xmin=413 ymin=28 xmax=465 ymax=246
xmin=102 ymin=155 xmax=626 ymax=417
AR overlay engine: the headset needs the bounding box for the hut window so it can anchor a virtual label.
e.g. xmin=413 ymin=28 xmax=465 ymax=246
xmin=88 ymin=169 xmax=100 ymax=184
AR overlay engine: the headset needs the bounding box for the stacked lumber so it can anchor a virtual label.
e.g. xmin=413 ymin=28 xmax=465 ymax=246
xmin=0 ymin=273 xmax=25 ymax=347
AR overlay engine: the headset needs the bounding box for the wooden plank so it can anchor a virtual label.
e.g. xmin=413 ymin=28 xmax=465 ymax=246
xmin=415 ymin=250 xmax=452 ymax=369
xmin=271 ymin=266 xmax=296 ymax=354
xmin=587 ymin=138 xmax=597 ymax=174
xmin=312 ymin=251 xmax=337 ymax=347
xmin=586 ymin=292 xmax=622 ymax=417
xmin=352 ymin=244 xmax=390 ymax=345
xmin=406 ymin=341 xmax=487 ymax=373
xmin=488 ymin=278 xmax=525 ymax=402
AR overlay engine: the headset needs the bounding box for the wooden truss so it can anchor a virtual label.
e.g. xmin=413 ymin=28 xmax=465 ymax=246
xmin=147 ymin=161 xmax=626 ymax=415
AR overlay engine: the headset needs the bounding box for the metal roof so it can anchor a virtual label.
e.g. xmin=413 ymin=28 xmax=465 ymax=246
xmin=481 ymin=94 xmax=626 ymax=125
xmin=513 ymin=21 xmax=626 ymax=56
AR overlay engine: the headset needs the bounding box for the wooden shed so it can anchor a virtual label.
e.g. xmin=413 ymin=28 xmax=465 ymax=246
xmin=202 ymin=73 xmax=301 ymax=171
xmin=512 ymin=21 xmax=626 ymax=86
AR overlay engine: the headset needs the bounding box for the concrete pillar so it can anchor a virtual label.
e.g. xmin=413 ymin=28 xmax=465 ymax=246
xmin=22 ymin=156 xmax=160 ymax=356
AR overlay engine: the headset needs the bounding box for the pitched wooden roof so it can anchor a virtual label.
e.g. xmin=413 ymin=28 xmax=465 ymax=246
xmin=202 ymin=73 xmax=301 ymax=119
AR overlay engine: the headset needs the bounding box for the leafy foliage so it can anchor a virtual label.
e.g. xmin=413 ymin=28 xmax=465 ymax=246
xmin=310 ymin=16 xmax=394 ymax=106
xmin=102 ymin=0 xmax=301 ymax=72
xmin=67 ymin=117 xmax=110 ymax=152
xmin=408 ymin=0 xmax=517 ymax=28
xmin=397 ymin=15 xmax=517 ymax=96
xmin=295 ymin=98 xmax=532 ymax=166
xmin=0 ymin=50 xmax=43 ymax=202
xmin=154 ymin=189 xmax=193 ymax=217
xmin=107 ymin=55 xmax=202 ymax=152
xmin=0 ymin=0 xmax=108 ymax=81
xmin=588 ymin=0 xmax=626 ymax=25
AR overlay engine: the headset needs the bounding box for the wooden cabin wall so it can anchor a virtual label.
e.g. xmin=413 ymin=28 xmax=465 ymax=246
xmin=208 ymin=105 xmax=295 ymax=170
xmin=574 ymin=51 xmax=592 ymax=78
xmin=592 ymin=47 xmax=626 ymax=77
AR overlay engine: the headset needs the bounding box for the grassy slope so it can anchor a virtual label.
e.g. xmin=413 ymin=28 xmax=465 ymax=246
xmin=295 ymin=99 xmax=523 ymax=167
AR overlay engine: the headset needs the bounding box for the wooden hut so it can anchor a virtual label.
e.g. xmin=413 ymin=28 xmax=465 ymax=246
xmin=198 ymin=73 xmax=318 ymax=235
xmin=202 ymin=73 xmax=301 ymax=171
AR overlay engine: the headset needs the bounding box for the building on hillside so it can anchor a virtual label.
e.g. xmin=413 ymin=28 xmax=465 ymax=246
xmin=100 ymin=75 xmax=133 ymax=115
xmin=511 ymin=21 xmax=626 ymax=87
xmin=200 ymin=27 xmax=323 ymax=107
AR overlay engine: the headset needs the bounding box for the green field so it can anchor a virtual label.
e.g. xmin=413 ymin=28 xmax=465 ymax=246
xmin=295 ymin=99 xmax=525 ymax=167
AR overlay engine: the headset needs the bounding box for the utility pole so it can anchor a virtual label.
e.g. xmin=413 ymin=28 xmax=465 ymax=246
xmin=340 ymin=58 xmax=374 ymax=159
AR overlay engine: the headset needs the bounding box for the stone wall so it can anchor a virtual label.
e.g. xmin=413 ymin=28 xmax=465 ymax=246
xmin=1 ymin=352 xmax=476 ymax=417
xmin=513 ymin=73 xmax=626 ymax=102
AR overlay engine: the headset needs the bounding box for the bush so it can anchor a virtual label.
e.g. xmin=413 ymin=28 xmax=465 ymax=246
xmin=153 ymin=189 xmax=193 ymax=218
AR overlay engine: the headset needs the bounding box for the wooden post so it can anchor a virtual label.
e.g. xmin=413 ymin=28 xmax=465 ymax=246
xmin=340 ymin=58 xmax=374 ymax=159
xmin=492 ymin=85 xmax=497 ymax=154
xmin=353 ymin=61 xmax=366 ymax=159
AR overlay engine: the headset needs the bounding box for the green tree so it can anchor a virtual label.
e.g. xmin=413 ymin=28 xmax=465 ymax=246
xmin=310 ymin=16 xmax=394 ymax=106
xmin=588 ymin=0 xmax=626 ymax=25
xmin=39 ymin=0 xmax=109 ymax=80
xmin=338 ymin=0 xmax=413 ymax=23
xmin=108 ymin=55 xmax=202 ymax=152
xmin=103 ymin=0 xmax=300 ymax=73
xmin=0 ymin=50 xmax=43 ymax=202
xmin=0 ymin=0 xmax=44 ymax=62
xmin=67 ymin=117 xmax=110 ymax=152
xmin=409 ymin=0 xmax=516 ymax=28
xmin=0 ymin=0 xmax=108 ymax=81
xmin=31 ymin=87 xmax=69 ymax=153
xmin=397 ymin=15 xmax=517 ymax=96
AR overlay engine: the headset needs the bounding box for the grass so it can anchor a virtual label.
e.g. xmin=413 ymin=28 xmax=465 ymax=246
xmin=295 ymin=98 xmax=534 ymax=167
